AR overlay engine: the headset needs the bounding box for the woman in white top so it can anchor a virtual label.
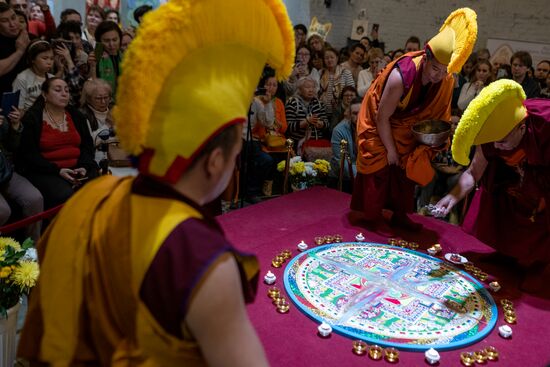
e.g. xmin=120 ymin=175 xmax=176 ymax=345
xmin=12 ymin=40 xmax=55 ymax=112
xmin=357 ymin=47 xmax=385 ymax=97
xmin=457 ymin=60 xmax=494 ymax=112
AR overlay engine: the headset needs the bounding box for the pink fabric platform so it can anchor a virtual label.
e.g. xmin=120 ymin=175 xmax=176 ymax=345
xmin=218 ymin=186 xmax=550 ymax=367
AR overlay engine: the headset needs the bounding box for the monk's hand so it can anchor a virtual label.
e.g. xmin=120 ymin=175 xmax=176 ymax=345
xmin=387 ymin=150 xmax=400 ymax=165
xmin=433 ymin=195 xmax=457 ymax=217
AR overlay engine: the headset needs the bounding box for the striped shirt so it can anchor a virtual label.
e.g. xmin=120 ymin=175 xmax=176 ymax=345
xmin=285 ymin=95 xmax=328 ymax=141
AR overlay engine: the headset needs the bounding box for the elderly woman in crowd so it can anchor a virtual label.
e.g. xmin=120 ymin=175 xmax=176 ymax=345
xmin=17 ymin=78 xmax=98 ymax=209
xmin=79 ymin=78 xmax=115 ymax=163
xmin=319 ymin=47 xmax=355 ymax=121
xmin=285 ymin=76 xmax=328 ymax=143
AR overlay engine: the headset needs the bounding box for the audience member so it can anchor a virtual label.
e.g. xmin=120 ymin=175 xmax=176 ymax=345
xmin=105 ymin=9 xmax=120 ymax=25
xmin=330 ymin=86 xmax=356 ymax=131
xmin=133 ymin=4 xmax=152 ymax=25
xmin=27 ymin=0 xmax=55 ymax=38
xmin=404 ymin=36 xmax=421 ymax=52
xmin=59 ymin=8 xmax=81 ymax=24
xmin=340 ymin=43 xmax=365 ymax=85
xmin=285 ymin=45 xmax=320 ymax=96
xmin=285 ymin=76 xmax=328 ymax=143
xmin=82 ymin=4 xmax=104 ymax=48
xmin=12 ymin=40 xmax=54 ymax=111
xmin=89 ymin=21 xmax=122 ymax=93
xmin=120 ymin=30 xmax=133 ymax=52
xmin=319 ymin=47 xmax=354 ymax=120
xmin=310 ymin=49 xmax=324 ymax=71
xmin=307 ymin=34 xmax=324 ymax=52
xmin=17 ymin=77 xmax=98 ymax=209
xmin=79 ymin=78 xmax=114 ymax=163
xmin=392 ymin=49 xmax=404 ymax=60
xmin=457 ymin=60 xmax=494 ymax=112
xmin=330 ymin=96 xmax=360 ymax=185
xmin=511 ymin=51 xmax=540 ymax=98
xmin=357 ymin=47 xmax=384 ymax=97
xmin=0 ymin=102 xmax=42 ymax=241
xmin=293 ymin=23 xmax=307 ymax=49
xmin=534 ymin=60 xmax=549 ymax=89
xmin=0 ymin=2 xmax=29 ymax=94
xmin=476 ymin=48 xmax=490 ymax=63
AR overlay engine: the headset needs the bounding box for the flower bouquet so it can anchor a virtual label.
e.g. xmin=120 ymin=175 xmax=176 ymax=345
xmin=277 ymin=156 xmax=330 ymax=190
xmin=0 ymin=237 xmax=38 ymax=317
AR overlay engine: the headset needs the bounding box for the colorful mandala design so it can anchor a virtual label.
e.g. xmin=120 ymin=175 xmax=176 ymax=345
xmin=284 ymin=242 xmax=497 ymax=351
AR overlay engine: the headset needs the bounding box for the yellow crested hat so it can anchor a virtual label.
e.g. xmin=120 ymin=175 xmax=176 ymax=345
xmin=427 ymin=8 xmax=477 ymax=73
xmin=452 ymin=79 xmax=528 ymax=165
xmin=113 ymin=0 xmax=295 ymax=183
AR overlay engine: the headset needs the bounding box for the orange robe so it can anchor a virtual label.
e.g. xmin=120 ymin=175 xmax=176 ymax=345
xmin=352 ymin=51 xmax=453 ymax=219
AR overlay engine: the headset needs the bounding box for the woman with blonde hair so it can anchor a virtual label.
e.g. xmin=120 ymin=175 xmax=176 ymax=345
xmin=457 ymin=60 xmax=494 ymax=112
xmin=357 ymin=47 xmax=385 ymax=97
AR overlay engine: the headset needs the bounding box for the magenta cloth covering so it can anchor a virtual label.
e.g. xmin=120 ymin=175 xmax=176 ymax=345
xmin=218 ymin=187 xmax=550 ymax=367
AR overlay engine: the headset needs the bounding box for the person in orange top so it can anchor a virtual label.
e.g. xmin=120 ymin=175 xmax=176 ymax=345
xmin=351 ymin=8 xmax=477 ymax=231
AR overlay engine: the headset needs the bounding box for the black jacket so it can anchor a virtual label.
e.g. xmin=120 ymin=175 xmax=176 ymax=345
xmin=17 ymin=101 xmax=98 ymax=175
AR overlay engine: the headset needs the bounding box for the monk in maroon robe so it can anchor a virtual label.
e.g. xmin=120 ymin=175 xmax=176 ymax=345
xmin=437 ymin=95 xmax=550 ymax=295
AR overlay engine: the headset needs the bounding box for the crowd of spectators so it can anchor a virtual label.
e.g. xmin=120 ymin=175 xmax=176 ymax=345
xmin=1 ymin=0 xmax=549 ymax=226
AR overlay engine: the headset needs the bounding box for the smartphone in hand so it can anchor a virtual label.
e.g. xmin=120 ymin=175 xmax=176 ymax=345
xmin=94 ymin=43 xmax=105 ymax=60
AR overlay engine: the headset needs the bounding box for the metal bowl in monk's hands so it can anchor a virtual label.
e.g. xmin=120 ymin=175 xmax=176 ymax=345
xmin=412 ymin=120 xmax=451 ymax=147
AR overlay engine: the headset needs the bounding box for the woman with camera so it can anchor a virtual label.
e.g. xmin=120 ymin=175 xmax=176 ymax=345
xmin=17 ymin=77 xmax=98 ymax=209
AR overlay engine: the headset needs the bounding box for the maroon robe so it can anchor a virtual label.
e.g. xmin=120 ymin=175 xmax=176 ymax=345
xmin=463 ymin=99 xmax=550 ymax=269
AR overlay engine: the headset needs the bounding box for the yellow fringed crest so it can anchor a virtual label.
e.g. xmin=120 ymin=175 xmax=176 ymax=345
xmin=113 ymin=0 xmax=295 ymax=181
xmin=452 ymin=80 xmax=527 ymax=166
xmin=428 ymin=8 xmax=477 ymax=73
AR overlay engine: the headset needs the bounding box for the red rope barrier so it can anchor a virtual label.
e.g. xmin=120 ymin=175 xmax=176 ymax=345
xmin=0 ymin=204 xmax=63 ymax=234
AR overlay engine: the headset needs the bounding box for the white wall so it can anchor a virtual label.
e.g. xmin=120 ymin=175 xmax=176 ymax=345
xmin=306 ymin=0 xmax=550 ymax=52
xmin=283 ymin=0 xmax=311 ymax=26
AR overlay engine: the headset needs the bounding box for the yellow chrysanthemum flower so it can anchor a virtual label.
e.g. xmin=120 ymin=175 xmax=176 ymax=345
xmin=277 ymin=160 xmax=286 ymax=172
xmin=0 ymin=237 xmax=21 ymax=252
xmin=11 ymin=261 xmax=39 ymax=289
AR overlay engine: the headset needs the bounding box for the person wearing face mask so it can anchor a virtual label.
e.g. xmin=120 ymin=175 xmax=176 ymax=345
xmin=12 ymin=40 xmax=54 ymax=111
xmin=351 ymin=8 xmax=477 ymax=231
xmin=435 ymin=80 xmax=550 ymax=296
xmin=457 ymin=60 xmax=494 ymax=112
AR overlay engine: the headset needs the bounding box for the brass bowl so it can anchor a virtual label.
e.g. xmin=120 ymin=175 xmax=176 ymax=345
xmin=412 ymin=120 xmax=451 ymax=147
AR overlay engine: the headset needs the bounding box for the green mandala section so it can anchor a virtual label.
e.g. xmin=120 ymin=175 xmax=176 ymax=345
xmin=283 ymin=242 xmax=497 ymax=351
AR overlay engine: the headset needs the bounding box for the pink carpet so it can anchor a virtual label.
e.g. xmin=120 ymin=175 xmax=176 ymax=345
xmin=218 ymin=186 xmax=550 ymax=367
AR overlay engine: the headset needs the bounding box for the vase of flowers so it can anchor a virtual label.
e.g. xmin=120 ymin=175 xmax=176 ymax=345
xmin=277 ymin=156 xmax=330 ymax=191
xmin=0 ymin=237 xmax=38 ymax=367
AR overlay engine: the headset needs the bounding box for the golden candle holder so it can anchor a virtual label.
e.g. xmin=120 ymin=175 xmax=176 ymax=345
xmin=333 ymin=234 xmax=343 ymax=243
xmin=473 ymin=350 xmax=488 ymax=363
xmin=502 ymin=304 xmax=515 ymax=312
xmin=267 ymin=287 xmax=280 ymax=299
xmin=276 ymin=303 xmax=290 ymax=313
xmin=504 ymin=313 xmax=517 ymax=324
xmin=273 ymin=297 xmax=288 ymax=307
xmin=368 ymin=345 xmax=383 ymax=360
xmin=408 ymin=242 xmax=419 ymax=250
xmin=485 ymin=346 xmax=499 ymax=361
xmin=397 ymin=239 xmax=408 ymax=248
xmin=500 ymin=299 xmax=513 ymax=307
xmin=388 ymin=238 xmax=398 ymax=246
xmin=324 ymin=235 xmax=334 ymax=244
xmin=271 ymin=259 xmax=282 ymax=268
xmin=314 ymin=237 xmax=325 ymax=245
xmin=433 ymin=243 xmax=442 ymax=251
xmin=477 ymin=272 xmax=488 ymax=281
xmin=352 ymin=340 xmax=367 ymax=356
xmin=384 ymin=347 xmax=399 ymax=363
xmin=460 ymin=351 xmax=475 ymax=366
xmin=281 ymin=249 xmax=292 ymax=259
